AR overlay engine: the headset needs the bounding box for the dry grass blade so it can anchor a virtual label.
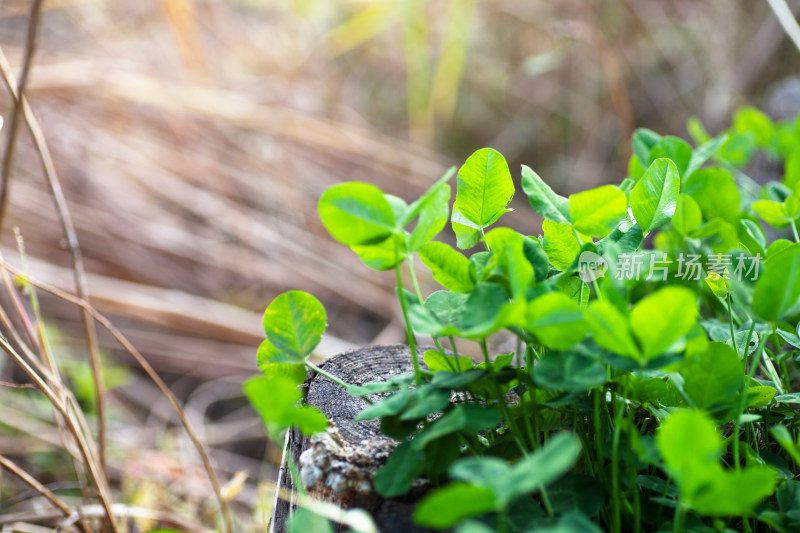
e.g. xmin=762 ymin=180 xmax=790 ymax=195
xmin=0 ymin=453 xmax=87 ymax=532
xmin=0 ymin=503 xmax=213 ymax=533
xmin=0 ymin=334 xmax=118 ymax=533
xmin=0 ymin=0 xmax=43 ymax=231
xmin=0 ymin=41 xmax=109 ymax=480
xmin=0 ymin=261 xmax=233 ymax=533
xmin=767 ymin=0 xmax=800 ymax=54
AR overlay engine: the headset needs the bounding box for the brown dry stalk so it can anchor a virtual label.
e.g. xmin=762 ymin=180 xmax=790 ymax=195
xmin=0 ymin=251 xmax=93 ymax=494
xmin=0 ymin=262 xmax=234 ymax=533
xmin=0 ymin=34 xmax=109 ymax=477
xmin=0 ymin=453 xmax=92 ymax=533
xmin=0 ymin=503 xmax=212 ymax=532
xmin=0 ymin=334 xmax=118 ymax=532
xmin=0 ymin=380 xmax=35 ymax=389
xmin=0 ymin=0 xmax=43 ymax=231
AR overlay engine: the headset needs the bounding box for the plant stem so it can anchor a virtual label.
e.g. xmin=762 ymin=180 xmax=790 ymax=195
xmin=593 ymin=388 xmax=609 ymax=486
xmin=727 ymin=292 xmax=737 ymax=355
xmin=395 ymin=262 xmax=421 ymax=385
xmin=791 ymin=219 xmax=800 ymax=243
xmin=517 ymin=341 xmax=536 ymax=447
xmin=498 ymin=507 xmax=508 ymax=533
xmin=673 ymin=503 xmax=686 ymax=533
xmin=628 ymin=439 xmax=642 ymax=533
xmin=448 ymin=335 xmax=460 ymax=357
xmin=732 ymin=323 xmax=763 ymax=471
xmin=305 ymin=361 xmax=373 ymax=404
xmin=610 ymin=386 xmax=629 ymax=533
xmin=527 ymin=344 xmax=540 ymax=450
xmin=540 ymin=486 xmax=555 ymax=517
xmin=481 ymin=339 xmax=527 ymax=454
xmin=286 ymin=449 xmax=306 ymax=495
xmin=431 ymin=337 xmax=454 ymax=371
xmin=407 ymin=254 xmax=425 ymax=303
xmin=611 ymin=421 xmax=622 ymax=533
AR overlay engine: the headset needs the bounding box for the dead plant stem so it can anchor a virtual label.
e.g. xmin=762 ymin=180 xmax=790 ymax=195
xmin=0 ymin=0 xmax=43 ymax=231
xmin=0 ymin=34 xmax=109 ymax=478
xmin=0 ymin=262 xmax=234 ymax=533
xmin=0 ymin=452 xmax=93 ymax=533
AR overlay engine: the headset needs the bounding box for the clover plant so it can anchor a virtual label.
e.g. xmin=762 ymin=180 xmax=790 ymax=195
xmin=248 ymin=108 xmax=800 ymax=533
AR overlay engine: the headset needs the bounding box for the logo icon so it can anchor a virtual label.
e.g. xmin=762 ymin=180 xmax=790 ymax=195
xmin=578 ymin=251 xmax=608 ymax=282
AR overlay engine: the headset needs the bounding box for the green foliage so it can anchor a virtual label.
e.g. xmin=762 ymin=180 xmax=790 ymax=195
xmin=262 ymin=290 xmax=326 ymax=362
xmin=630 ymin=286 xmax=698 ymax=360
xmin=569 ymin=185 xmax=627 ymax=238
xmin=248 ymin=106 xmax=800 ymax=533
xmin=318 ymin=182 xmax=397 ymax=246
xmin=244 ymin=374 xmax=328 ymax=440
xmin=415 ymin=433 xmax=581 ymax=528
xmin=522 ymin=165 xmax=571 ymax=224
xmin=657 ymin=409 xmax=778 ymax=516
xmin=451 ymin=148 xmax=514 ymax=248
xmin=418 ymin=241 xmax=475 ymax=292
xmin=753 ymin=244 xmax=800 ymax=321
xmin=630 ymin=158 xmax=680 ymax=233
xmin=527 ymin=292 xmax=586 ymax=350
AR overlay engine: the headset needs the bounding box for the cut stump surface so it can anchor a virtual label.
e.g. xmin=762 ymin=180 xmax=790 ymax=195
xmin=272 ymin=344 xmax=437 ymax=533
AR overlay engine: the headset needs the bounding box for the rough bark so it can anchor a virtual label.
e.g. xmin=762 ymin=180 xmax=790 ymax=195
xmin=271 ymin=344 xmax=436 ymax=533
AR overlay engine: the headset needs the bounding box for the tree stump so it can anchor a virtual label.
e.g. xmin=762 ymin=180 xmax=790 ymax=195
xmin=271 ymin=344 xmax=438 ymax=533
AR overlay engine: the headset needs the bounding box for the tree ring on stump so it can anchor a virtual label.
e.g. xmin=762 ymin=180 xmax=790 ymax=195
xmin=272 ymin=344 xmax=437 ymax=533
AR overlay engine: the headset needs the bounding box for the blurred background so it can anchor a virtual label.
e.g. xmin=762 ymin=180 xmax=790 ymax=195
xmin=0 ymin=0 xmax=799 ymax=528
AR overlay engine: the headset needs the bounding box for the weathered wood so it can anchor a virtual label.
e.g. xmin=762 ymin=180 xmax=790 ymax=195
xmin=271 ymin=345 xmax=437 ymax=533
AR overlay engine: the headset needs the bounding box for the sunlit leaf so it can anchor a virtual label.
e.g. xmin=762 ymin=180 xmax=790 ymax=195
xmin=527 ymin=292 xmax=586 ymax=350
xmin=585 ymin=300 xmax=639 ymax=359
xmin=753 ymin=244 xmax=800 ymax=321
xmin=263 ymin=291 xmax=327 ymax=361
xmin=630 ymin=286 xmax=697 ymax=359
xmin=569 ymin=185 xmax=627 ymax=238
xmin=453 ymin=148 xmax=514 ymax=229
xmin=630 ymin=158 xmax=680 ymax=233
xmin=419 ymin=241 xmax=475 ymax=293
xmin=414 ymin=483 xmax=497 ymax=529
xmin=318 ymin=182 xmax=396 ymax=245
xmin=521 ymin=165 xmax=570 ymax=224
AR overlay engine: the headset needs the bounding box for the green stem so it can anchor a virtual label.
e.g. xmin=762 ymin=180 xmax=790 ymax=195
xmin=673 ymin=502 xmax=686 ymax=533
xmin=611 ymin=422 xmax=622 ymax=533
xmin=611 ymin=385 xmax=630 ymax=533
xmin=540 ymin=486 xmax=555 ymax=517
xmin=528 ymin=345 xmax=540 ymax=450
xmin=593 ymin=388 xmax=609 ymax=486
xmin=286 ymin=449 xmax=306 ymax=495
xmin=517 ymin=341 xmax=536 ymax=448
xmin=791 ymin=218 xmax=800 ymax=243
xmin=732 ymin=322 xmax=762 ymax=471
xmin=579 ymin=280 xmax=586 ymax=309
xmin=395 ymin=262 xmax=421 ymax=385
xmin=628 ymin=437 xmax=641 ymax=533
xmin=448 ymin=335 xmax=460 ymax=357
xmin=407 ymin=254 xmax=425 ymax=303
xmin=727 ymin=293 xmax=737 ymax=355
xmin=498 ymin=507 xmax=508 ymax=533
xmin=481 ymin=339 xmax=527 ymax=454
xmin=591 ymin=278 xmax=604 ymax=301
xmin=432 ymin=337 xmax=456 ymax=371
xmin=305 ymin=361 xmax=373 ymax=404
xmin=516 ymin=351 xmax=536 ymax=450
